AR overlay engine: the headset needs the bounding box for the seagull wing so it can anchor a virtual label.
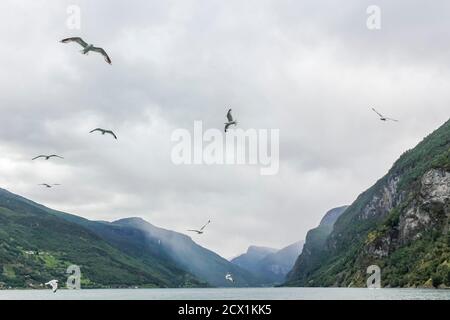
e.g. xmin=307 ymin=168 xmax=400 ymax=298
xmin=227 ymin=109 xmax=233 ymax=122
xmin=91 ymin=47 xmax=112 ymax=64
xmin=371 ymin=108 xmax=384 ymax=118
xmin=60 ymin=37 xmax=88 ymax=48
xmin=200 ymin=220 xmax=211 ymax=231
xmin=386 ymin=117 xmax=399 ymax=122
xmin=90 ymin=128 xmax=104 ymax=133
xmin=49 ymin=155 xmax=64 ymax=159
xmin=106 ymin=130 xmax=118 ymax=139
xmin=32 ymin=155 xmax=45 ymax=160
xmin=224 ymin=123 xmax=231 ymax=132
xmin=187 ymin=229 xmax=200 ymax=233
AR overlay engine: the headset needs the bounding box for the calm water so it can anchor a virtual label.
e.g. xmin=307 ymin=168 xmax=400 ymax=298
xmin=0 ymin=287 xmax=449 ymax=300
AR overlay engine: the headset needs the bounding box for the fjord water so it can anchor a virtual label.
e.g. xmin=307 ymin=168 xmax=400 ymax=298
xmin=0 ymin=288 xmax=449 ymax=300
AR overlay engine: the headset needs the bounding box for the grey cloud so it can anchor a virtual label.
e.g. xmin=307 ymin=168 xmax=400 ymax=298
xmin=0 ymin=0 xmax=449 ymax=257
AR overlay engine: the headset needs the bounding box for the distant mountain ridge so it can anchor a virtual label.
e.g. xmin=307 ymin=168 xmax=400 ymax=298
xmin=232 ymin=246 xmax=278 ymax=271
xmin=231 ymin=241 xmax=304 ymax=285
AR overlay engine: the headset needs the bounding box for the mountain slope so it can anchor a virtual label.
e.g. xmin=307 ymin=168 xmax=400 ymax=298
xmin=231 ymin=246 xmax=277 ymax=273
xmin=231 ymin=242 xmax=304 ymax=285
xmin=0 ymin=188 xmax=262 ymax=288
xmin=107 ymin=218 xmax=261 ymax=287
xmin=259 ymin=241 xmax=304 ymax=283
xmin=286 ymin=118 xmax=450 ymax=287
xmin=0 ymin=188 xmax=202 ymax=288
xmin=286 ymin=206 xmax=348 ymax=285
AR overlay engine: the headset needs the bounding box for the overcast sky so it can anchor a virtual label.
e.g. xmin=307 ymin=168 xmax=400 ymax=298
xmin=0 ymin=0 xmax=449 ymax=258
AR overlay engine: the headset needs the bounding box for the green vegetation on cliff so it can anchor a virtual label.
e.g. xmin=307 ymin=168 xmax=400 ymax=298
xmin=286 ymin=118 xmax=450 ymax=288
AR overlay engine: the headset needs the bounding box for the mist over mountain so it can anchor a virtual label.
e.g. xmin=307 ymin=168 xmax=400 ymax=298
xmin=231 ymin=242 xmax=304 ymax=285
xmin=0 ymin=188 xmax=202 ymax=288
xmin=105 ymin=217 xmax=261 ymax=287
xmin=286 ymin=206 xmax=348 ymax=285
xmin=232 ymin=246 xmax=278 ymax=271
xmin=0 ymin=188 xmax=257 ymax=288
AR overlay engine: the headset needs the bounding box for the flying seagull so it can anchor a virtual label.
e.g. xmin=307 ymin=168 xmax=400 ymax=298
xmin=45 ymin=280 xmax=58 ymax=293
xmin=32 ymin=155 xmax=64 ymax=160
xmin=187 ymin=220 xmax=211 ymax=235
xmin=89 ymin=128 xmax=118 ymax=140
xmin=372 ymin=108 xmax=399 ymax=122
xmin=38 ymin=184 xmax=61 ymax=188
xmin=60 ymin=37 xmax=112 ymax=65
xmin=224 ymin=108 xmax=238 ymax=132
xmin=225 ymin=273 xmax=234 ymax=283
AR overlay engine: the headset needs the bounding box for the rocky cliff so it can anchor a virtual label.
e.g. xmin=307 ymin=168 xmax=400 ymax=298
xmin=286 ymin=118 xmax=450 ymax=287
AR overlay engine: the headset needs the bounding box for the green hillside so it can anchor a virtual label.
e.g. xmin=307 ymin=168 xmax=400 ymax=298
xmin=0 ymin=188 xmax=203 ymax=289
xmin=286 ymin=118 xmax=450 ymax=288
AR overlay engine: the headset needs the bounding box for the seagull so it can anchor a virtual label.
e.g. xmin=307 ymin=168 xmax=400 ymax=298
xmin=372 ymin=108 xmax=399 ymax=122
xmin=60 ymin=37 xmax=112 ymax=65
xmin=187 ymin=220 xmax=211 ymax=235
xmin=225 ymin=273 xmax=234 ymax=283
xmin=89 ymin=128 xmax=118 ymax=140
xmin=32 ymin=155 xmax=64 ymax=161
xmin=38 ymin=184 xmax=61 ymax=188
xmin=45 ymin=280 xmax=58 ymax=293
xmin=224 ymin=108 xmax=238 ymax=132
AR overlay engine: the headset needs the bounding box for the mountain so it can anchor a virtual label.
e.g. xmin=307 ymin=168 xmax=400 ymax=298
xmin=0 ymin=188 xmax=257 ymax=288
xmin=286 ymin=206 xmax=348 ymax=285
xmin=286 ymin=118 xmax=450 ymax=288
xmin=319 ymin=206 xmax=349 ymax=227
xmin=92 ymin=217 xmax=261 ymax=287
xmin=259 ymin=241 xmax=304 ymax=282
xmin=232 ymin=246 xmax=278 ymax=272
xmin=0 ymin=188 xmax=202 ymax=289
xmin=231 ymin=242 xmax=304 ymax=285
